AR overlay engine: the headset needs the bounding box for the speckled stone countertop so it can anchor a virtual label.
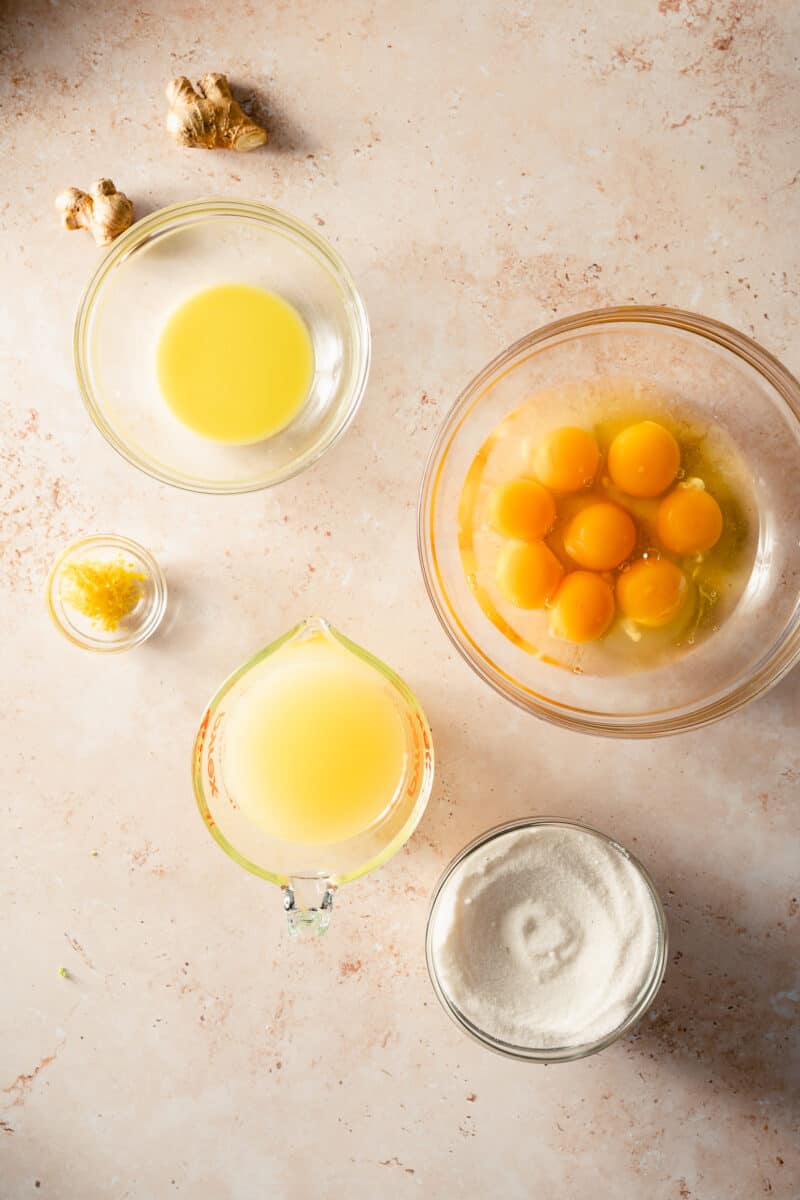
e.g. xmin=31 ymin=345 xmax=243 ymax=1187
xmin=2 ymin=2 xmax=799 ymax=1197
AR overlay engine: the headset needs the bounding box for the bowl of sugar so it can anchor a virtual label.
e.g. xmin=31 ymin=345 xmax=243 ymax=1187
xmin=426 ymin=817 xmax=668 ymax=1062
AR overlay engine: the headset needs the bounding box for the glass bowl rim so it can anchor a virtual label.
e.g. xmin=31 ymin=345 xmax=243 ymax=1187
xmin=45 ymin=533 xmax=168 ymax=652
xmin=74 ymin=198 xmax=372 ymax=495
xmin=417 ymin=304 xmax=800 ymax=737
xmin=191 ymin=616 xmax=435 ymax=888
xmin=425 ymin=815 xmax=669 ymax=1063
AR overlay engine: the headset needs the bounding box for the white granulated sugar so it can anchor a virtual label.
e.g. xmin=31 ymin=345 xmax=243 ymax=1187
xmin=432 ymin=825 xmax=659 ymax=1050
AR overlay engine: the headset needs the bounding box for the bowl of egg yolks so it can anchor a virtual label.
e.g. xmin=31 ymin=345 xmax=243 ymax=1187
xmin=418 ymin=307 xmax=800 ymax=736
xmin=74 ymin=200 xmax=370 ymax=493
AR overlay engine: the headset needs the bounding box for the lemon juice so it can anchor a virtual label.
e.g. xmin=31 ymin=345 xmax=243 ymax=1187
xmin=223 ymin=629 xmax=409 ymax=846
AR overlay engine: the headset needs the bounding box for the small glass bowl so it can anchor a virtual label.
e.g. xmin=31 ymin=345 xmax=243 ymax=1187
xmin=418 ymin=306 xmax=800 ymax=736
xmin=425 ymin=817 xmax=669 ymax=1063
xmin=46 ymin=535 xmax=167 ymax=652
xmin=74 ymin=200 xmax=371 ymax=494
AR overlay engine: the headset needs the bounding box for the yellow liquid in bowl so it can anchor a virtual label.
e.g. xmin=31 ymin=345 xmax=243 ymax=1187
xmin=223 ymin=634 xmax=408 ymax=846
xmin=156 ymin=284 xmax=314 ymax=445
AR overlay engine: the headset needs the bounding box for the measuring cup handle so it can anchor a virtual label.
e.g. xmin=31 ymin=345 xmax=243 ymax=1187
xmin=283 ymin=878 xmax=335 ymax=936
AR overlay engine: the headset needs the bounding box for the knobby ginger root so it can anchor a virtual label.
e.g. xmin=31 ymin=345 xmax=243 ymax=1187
xmin=55 ymin=179 xmax=134 ymax=245
xmin=166 ymin=74 xmax=267 ymax=151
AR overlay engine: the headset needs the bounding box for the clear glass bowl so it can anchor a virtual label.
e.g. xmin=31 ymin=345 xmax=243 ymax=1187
xmin=74 ymin=200 xmax=370 ymax=493
xmin=426 ymin=817 xmax=668 ymax=1063
xmin=46 ymin=534 xmax=167 ymax=652
xmin=418 ymin=306 xmax=800 ymax=736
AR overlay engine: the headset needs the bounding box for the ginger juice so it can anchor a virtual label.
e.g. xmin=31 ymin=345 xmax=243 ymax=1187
xmin=222 ymin=627 xmax=410 ymax=847
xmin=157 ymin=283 xmax=314 ymax=444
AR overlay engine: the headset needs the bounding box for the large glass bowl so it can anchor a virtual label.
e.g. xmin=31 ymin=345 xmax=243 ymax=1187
xmin=418 ymin=307 xmax=800 ymax=737
xmin=74 ymin=200 xmax=370 ymax=493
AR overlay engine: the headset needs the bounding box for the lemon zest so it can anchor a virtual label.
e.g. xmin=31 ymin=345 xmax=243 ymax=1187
xmin=61 ymin=557 xmax=145 ymax=632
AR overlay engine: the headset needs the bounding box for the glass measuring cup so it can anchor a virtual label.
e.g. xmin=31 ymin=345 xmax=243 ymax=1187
xmin=192 ymin=617 xmax=434 ymax=934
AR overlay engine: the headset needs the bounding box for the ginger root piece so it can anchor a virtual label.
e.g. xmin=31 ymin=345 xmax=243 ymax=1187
xmin=166 ymin=74 xmax=267 ymax=151
xmin=55 ymin=179 xmax=134 ymax=246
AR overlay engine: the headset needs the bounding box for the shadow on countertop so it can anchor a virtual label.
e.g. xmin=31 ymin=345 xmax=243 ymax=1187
xmin=227 ymin=79 xmax=317 ymax=157
xmin=626 ymin=865 xmax=799 ymax=1118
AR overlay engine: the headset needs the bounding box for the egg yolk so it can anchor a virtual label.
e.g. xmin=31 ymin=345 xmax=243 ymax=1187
xmin=495 ymin=541 xmax=564 ymax=609
xmin=657 ymin=486 xmax=723 ymax=556
xmin=607 ymin=421 xmax=680 ymax=498
xmin=616 ymin=557 xmax=688 ymax=627
xmin=531 ymin=427 xmax=600 ymax=493
xmin=487 ymin=478 xmax=556 ymax=541
xmin=563 ymin=501 xmax=637 ymax=571
xmin=549 ymin=571 xmax=615 ymax=643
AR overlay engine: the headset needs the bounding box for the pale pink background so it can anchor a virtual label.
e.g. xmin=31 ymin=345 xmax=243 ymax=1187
xmin=1 ymin=2 xmax=799 ymax=1197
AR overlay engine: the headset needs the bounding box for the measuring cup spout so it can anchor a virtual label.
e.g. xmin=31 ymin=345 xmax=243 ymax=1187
xmin=283 ymin=877 xmax=336 ymax=936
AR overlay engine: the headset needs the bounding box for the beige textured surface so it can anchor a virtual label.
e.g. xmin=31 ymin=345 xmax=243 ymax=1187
xmin=2 ymin=2 xmax=799 ymax=1197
